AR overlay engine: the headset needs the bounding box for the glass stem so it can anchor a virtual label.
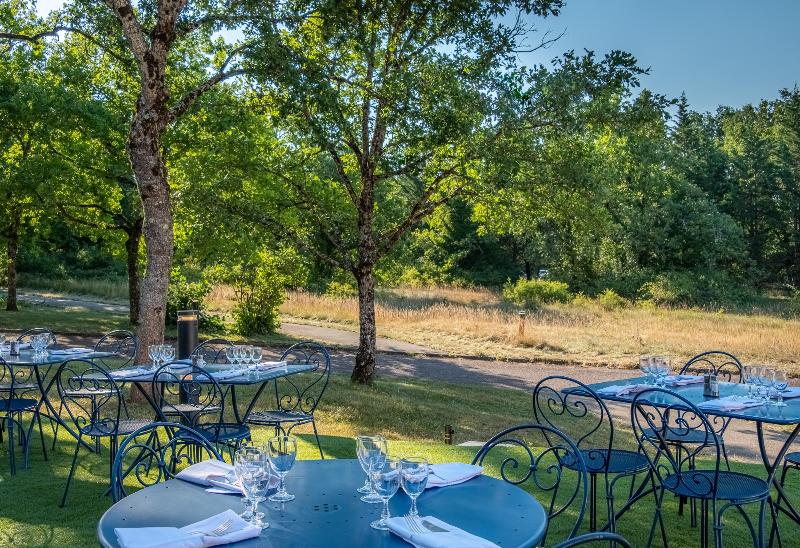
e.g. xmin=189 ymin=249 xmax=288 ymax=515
xmin=280 ymin=474 xmax=286 ymax=495
xmin=410 ymin=496 xmax=418 ymax=516
xmin=381 ymin=498 xmax=390 ymax=522
xmin=251 ymin=496 xmax=259 ymax=517
xmin=363 ymin=476 xmax=371 ymax=490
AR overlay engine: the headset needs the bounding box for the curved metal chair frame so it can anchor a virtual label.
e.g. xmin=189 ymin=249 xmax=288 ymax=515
xmin=94 ymin=330 xmax=139 ymax=369
xmin=246 ymin=341 xmax=331 ymax=458
xmin=16 ymin=327 xmax=57 ymax=348
xmin=152 ymin=363 xmax=250 ymax=459
xmin=471 ymin=423 xmax=588 ymax=545
xmin=191 ymin=338 xmax=234 ymax=365
xmin=533 ymin=376 xmax=653 ymax=534
xmin=631 ymin=388 xmax=770 ymax=548
xmin=111 ymin=421 xmax=222 ymax=502
xmin=553 ymin=532 xmax=634 ymax=548
xmin=0 ymin=357 xmax=41 ymax=475
xmin=55 ymin=358 xmax=149 ymax=507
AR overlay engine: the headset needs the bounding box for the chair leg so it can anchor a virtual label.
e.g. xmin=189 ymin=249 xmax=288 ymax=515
xmin=646 ymin=486 xmax=666 ymax=548
xmin=311 ymin=420 xmax=324 ymax=459
xmin=60 ymin=436 xmax=82 ymax=508
xmin=7 ymin=414 xmax=16 ymax=476
xmin=52 ymin=400 xmax=64 ymax=450
xmin=720 ymin=441 xmax=731 ymax=471
xmin=36 ymin=409 xmax=47 ymax=461
xmin=589 ymin=472 xmax=597 ymax=531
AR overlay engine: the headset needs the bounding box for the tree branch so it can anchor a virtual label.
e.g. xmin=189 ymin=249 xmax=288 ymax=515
xmin=0 ymin=26 xmax=128 ymax=62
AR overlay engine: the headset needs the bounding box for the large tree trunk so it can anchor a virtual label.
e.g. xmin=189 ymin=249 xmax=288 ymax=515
xmin=5 ymin=212 xmax=20 ymax=312
xmin=129 ymin=108 xmax=173 ymax=365
xmin=352 ymin=265 xmax=377 ymax=384
xmin=125 ymin=218 xmax=143 ymax=325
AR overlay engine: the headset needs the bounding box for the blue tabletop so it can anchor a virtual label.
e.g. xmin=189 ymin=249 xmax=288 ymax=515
xmin=108 ymin=362 xmax=317 ymax=385
xmin=581 ymin=376 xmax=800 ymax=426
xmin=97 ymin=459 xmax=547 ymax=547
xmin=1 ymin=349 xmax=115 ymax=367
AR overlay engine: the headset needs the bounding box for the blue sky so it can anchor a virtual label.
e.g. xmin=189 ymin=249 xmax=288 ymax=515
xmin=35 ymin=0 xmax=800 ymax=113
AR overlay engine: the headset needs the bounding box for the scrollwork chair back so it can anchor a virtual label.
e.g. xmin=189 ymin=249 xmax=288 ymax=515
xmin=94 ymin=330 xmax=138 ymax=369
xmin=55 ymin=358 xmax=122 ymax=437
xmin=192 ymin=338 xmax=234 ymax=365
xmin=152 ymin=364 xmax=226 ymax=431
xmin=680 ymin=351 xmax=743 ymax=383
xmin=274 ymin=341 xmax=331 ymax=415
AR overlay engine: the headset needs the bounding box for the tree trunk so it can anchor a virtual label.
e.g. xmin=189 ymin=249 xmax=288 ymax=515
xmin=125 ymin=218 xmax=143 ymax=325
xmin=352 ymin=265 xmax=377 ymax=384
xmin=129 ymin=109 xmax=173 ymax=365
xmin=5 ymin=212 xmax=20 ymax=312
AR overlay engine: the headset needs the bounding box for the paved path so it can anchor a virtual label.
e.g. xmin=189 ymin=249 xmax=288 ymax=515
xmin=14 ymin=290 xmax=796 ymax=465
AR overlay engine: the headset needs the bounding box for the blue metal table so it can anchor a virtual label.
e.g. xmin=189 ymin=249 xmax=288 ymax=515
xmin=576 ymin=377 xmax=800 ymax=532
xmin=97 ymin=459 xmax=547 ymax=547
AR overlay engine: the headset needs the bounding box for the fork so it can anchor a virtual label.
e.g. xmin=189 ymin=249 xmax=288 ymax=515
xmin=186 ymin=518 xmax=234 ymax=537
xmin=404 ymin=514 xmax=426 ymax=535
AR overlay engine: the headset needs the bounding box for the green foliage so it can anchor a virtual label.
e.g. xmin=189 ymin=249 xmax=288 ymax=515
xmin=638 ymin=271 xmax=749 ymax=307
xmin=789 ymin=291 xmax=800 ymax=318
xmin=325 ymin=281 xmax=358 ymax=299
xmin=166 ymin=269 xmax=223 ymax=331
xmin=231 ymin=254 xmax=289 ymax=336
xmin=502 ymin=278 xmax=572 ymax=309
xmin=597 ymin=289 xmax=629 ymax=310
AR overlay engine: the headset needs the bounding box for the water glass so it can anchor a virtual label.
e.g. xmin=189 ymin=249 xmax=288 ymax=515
xmin=267 ymin=435 xmax=297 ymax=502
xmin=400 ymin=457 xmax=429 ymax=517
xmin=652 ymin=356 xmax=671 ymax=387
xmin=639 ymin=356 xmax=653 ymax=385
xmin=753 ymin=366 xmax=766 ymax=400
xmin=147 ymin=345 xmax=160 ymax=369
xmin=357 ymin=435 xmax=387 ymax=503
xmin=235 ymin=447 xmax=271 ymax=529
xmin=370 ymin=457 xmax=401 ymax=530
xmin=251 ymin=346 xmax=263 ymax=365
xmin=161 ymin=344 xmax=175 ymax=364
xmin=773 ymin=370 xmax=789 ymax=407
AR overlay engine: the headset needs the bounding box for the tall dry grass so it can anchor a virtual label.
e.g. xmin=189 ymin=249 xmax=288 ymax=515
xmin=281 ymin=287 xmax=800 ymax=372
xmin=18 ymin=275 xmax=129 ymax=302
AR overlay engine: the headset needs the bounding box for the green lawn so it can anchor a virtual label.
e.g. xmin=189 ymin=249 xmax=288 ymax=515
xmin=0 ymin=372 xmax=796 ymax=546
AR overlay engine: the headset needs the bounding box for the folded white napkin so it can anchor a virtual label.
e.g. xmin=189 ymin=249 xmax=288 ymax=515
xmin=427 ymin=463 xmax=483 ymax=488
xmin=109 ymin=368 xmax=152 ymax=379
xmin=208 ymin=369 xmax=247 ymax=380
xmin=777 ymin=387 xmax=800 ymax=399
xmin=248 ymin=361 xmax=287 ymax=371
xmin=176 ymin=460 xmax=236 ymax=487
xmin=49 ymin=347 xmax=93 ymax=356
xmin=115 ymin=509 xmax=260 ymax=548
xmin=387 ymin=515 xmax=499 ymax=548
xmin=597 ymin=384 xmax=650 ymax=397
xmin=664 ymin=375 xmax=704 ymax=386
xmin=697 ymin=396 xmax=763 ymax=412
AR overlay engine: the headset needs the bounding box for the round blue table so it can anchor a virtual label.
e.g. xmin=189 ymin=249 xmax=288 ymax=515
xmin=97 ymin=459 xmax=547 ymax=547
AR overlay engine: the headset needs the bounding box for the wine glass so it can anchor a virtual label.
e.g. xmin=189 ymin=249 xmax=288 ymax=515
xmin=252 ymin=346 xmax=263 ymax=365
xmin=743 ymin=365 xmax=754 ymax=396
xmin=773 ymin=370 xmax=789 ymax=407
xmin=267 ymin=435 xmax=297 ymax=502
xmin=370 ymin=457 xmax=401 ymax=530
xmin=400 ymin=457 xmax=429 ymax=517
xmin=358 ymin=435 xmax=387 ymax=503
xmin=235 ymin=447 xmax=271 ymax=529
xmin=639 ymin=356 xmax=653 ymax=385
xmin=147 ymin=345 xmax=160 ymax=370
xmin=161 ymin=344 xmax=175 ymax=364
xmin=225 ymin=345 xmax=237 ymax=365
xmin=0 ymin=334 xmax=6 ymax=348
xmin=752 ymin=366 xmax=765 ymax=400
xmin=763 ymin=367 xmax=776 ymax=404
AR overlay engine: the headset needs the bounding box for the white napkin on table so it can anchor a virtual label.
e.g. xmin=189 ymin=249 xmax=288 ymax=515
xmin=596 ymin=384 xmax=651 ymax=397
xmin=115 ymin=509 xmax=260 ymax=548
xmin=176 ymin=460 xmax=239 ymax=492
xmin=387 ymin=515 xmax=499 ymax=548
xmin=427 ymin=463 xmax=483 ymax=488
xmin=208 ymin=369 xmax=247 ymax=380
xmin=49 ymin=347 xmax=93 ymax=356
xmin=777 ymin=387 xmax=800 ymax=399
xmin=248 ymin=361 xmax=287 ymax=371
xmin=697 ymin=396 xmax=763 ymax=412
xmin=109 ymin=368 xmax=152 ymax=379
xmin=664 ymin=375 xmax=704 ymax=386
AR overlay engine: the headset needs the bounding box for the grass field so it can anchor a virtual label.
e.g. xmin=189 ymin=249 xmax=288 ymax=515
xmin=0 ymin=372 xmax=794 ymax=547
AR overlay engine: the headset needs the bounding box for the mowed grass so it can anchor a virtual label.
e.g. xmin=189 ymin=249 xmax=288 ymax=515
xmin=0 ymin=372 xmax=797 ymax=546
xmin=281 ymin=287 xmax=800 ymax=375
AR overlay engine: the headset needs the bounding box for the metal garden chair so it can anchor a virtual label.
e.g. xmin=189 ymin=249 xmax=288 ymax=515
xmin=631 ymin=387 xmax=769 ymax=547
xmin=55 ymin=358 xmax=150 ymax=507
xmin=0 ymin=356 xmax=41 ymax=475
xmin=533 ymin=376 xmax=652 ymax=534
xmin=191 ymin=338 xmax=234 ymax=364
xmin=111 ymin=421 xmax=222 ymax=502
xmin=554 ymin=532 xmax=634 ymax=548
xmin=152 ymin=363 xmax=250 ymax=459
xmin=16 ymin=327 xmax=57 ymax=348
xmin=471 ymin=423 xmax=588 ymax=546
xmin=246 ymin=341 xmax=331 ymax=458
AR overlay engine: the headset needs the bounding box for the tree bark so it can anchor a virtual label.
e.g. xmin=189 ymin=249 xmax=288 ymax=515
xmin=125 ymin=217 xmax=143 ymax=325
xmin=352 ymin=264 xmax=377 ymax=384
xmin=5 ymin=212 xmax=20 ymax=312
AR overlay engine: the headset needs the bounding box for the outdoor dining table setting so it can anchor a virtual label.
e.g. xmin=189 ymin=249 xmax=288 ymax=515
xmin=97 ymin=434 xmax=548 ymax=548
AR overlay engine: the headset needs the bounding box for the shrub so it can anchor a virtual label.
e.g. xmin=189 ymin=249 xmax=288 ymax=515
xmin=166 ymin=269 xmax=224 ymax=330
xmin=232 ymin=263 xmax=286 ymax=336
xmin=325 ymin=281 xmax=358 ymax=299
xmin=638 ymin=271 xmax=749 ymax=308
xmin=502 ymin=278 xmax=571 ymax=309
xmin=597 ymin=289 xmax=628 ymax=311
xmin=571 ymin=293 xmax=595 ymax=308
xmin=789 ymin=291 xmax=800 ymax=318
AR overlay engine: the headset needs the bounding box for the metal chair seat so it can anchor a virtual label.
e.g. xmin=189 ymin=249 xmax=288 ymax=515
xmin=0 ymin=398 xmax=38 ymax=412
xmin=246 ymin=410 xmax=312 ymax=426
xmin=81 ymin=419 xmax=151 ymax=438
xmin=0 ymin=383 xmax=38 ymax=392
xmin=161 ymin=404 xmax=221 ymax=415
xmin=191 ymin=423 xmax=251 ymax=443
xmin=662 ymin=470 xmax=769 ymax=502
xmin=562 ymin=448 xmax=649 ymax=475
xmin=785 ymin=451 xmax=800 ymax=466
xmin=64 ymin=387 xmax=114 ymax=397
xmin=642 ymin=427 xmax=724 ymax=445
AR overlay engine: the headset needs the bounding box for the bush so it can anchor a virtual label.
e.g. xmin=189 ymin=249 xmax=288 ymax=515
xmin=571 ymin=293 xmax=595 ymax=308
xmin=638 ymin=271 xmax=748 ymax=308
xmin=597 ymin=289 xmax=628 ymax=311
xmin=232 ymin=263 xmax=286 ymax=337
xmin=502 ymin=278 xmax=571 ymax=309
xmin=789 ymin=291 xmax=800 ymax=318
xmin=325 ymin=281 xmax=358 ymax=299
xmin=166 ymin=269 xmax=224 ymax=330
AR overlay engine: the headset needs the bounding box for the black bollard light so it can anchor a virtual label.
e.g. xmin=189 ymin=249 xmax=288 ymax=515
xmin=176 ymin=309 xmax=199 ymax=360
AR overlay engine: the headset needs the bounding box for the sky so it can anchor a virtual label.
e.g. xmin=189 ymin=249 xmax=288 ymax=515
xmin=34 ymin=0 xmax=800 ymax=113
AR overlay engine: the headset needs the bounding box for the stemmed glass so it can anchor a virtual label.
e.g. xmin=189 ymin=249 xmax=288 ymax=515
xmin=743 ymin=365 xmax=754 ymax=396
xmin=251 ymin=346 xmax=263 ymax=366
xmin=267 ymin=435 xmax=297 ymax=502
xmin=400 ymin=457 xmax=429 ymax=517
xmin=148 ymin=344 xmax=160 ymax=370
xmin=773 ymin=370 xmax=789 ymax=407
xmin=752 ymin=366 xmax=766 ymax=400
xmin=357 ymin=435 xmax=387 ymax=503
xmin=235 ymin=447 xmax=271 ymax=529
xmin=161 ymin=344 xmax=175 ymax=364
xmin=370 ymin=457 xmax=401 ymax=530
xmin=0 ymin=334 xmax=6 ymax=349
xmin=225 ymin=345 xmax=237 ymax=365
xmin=639 ymin=356 xmax=653 ymax=385
xmin=652 ymin=356 xmax=671 ymax=387
xmin=763 ymin=367 xmax=776 ymax=404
